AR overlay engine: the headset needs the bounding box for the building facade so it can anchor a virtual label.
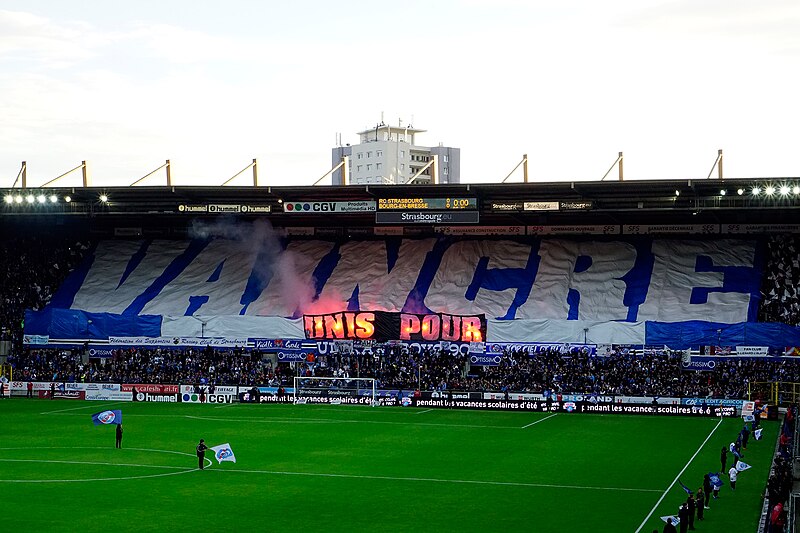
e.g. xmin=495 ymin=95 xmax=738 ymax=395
xmin=331 ymin=123 xmax=460 ymax=185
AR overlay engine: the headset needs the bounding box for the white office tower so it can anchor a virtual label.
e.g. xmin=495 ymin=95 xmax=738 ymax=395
xmin=331 ymin=121 xmax=460 ymax=185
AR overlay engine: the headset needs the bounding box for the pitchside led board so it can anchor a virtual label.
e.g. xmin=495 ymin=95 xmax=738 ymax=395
xmin=303 ymin=311 xmax=486 ymax=343
xmin=376 ymin=197 xmax=479 ymax=224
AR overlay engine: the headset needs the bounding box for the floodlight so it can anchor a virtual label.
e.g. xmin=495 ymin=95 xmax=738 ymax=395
xmin=793 ymin=186 xmax=800 ymax=195
xmin=49 ymin=195 xmax=58 ymax=203
xmin=15 ymin=195 xmax=23 ymax=203
xmin=675 ymin=190 xmax=680 ymax=196
xmin=779 ymin=185 xmax=790 ymax=196
xmin=765 ymin=186 xmax=775 ymax=196
xmin=3 ymin=195 xmax=12 ymax=204
xmin=37 ymin=194 xmax=46 ymax=204
xmin=751 ymin=187 xmax=761 ymax=196
xmin=64 ymin=195 xmax=72 ymax=203
xmin=99 ymin=194 xmax=108 ymax=203
xmin=720 ymin=189 xmax=726 ymax=196
xmin=26 ymin=194 xmax=35 ymax=203
xmin=737 ymin=188 xmax=744 ymax=196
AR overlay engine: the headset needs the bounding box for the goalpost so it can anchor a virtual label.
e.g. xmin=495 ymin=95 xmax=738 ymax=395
xmin=292 ymin=376 xmax=378 ymax=406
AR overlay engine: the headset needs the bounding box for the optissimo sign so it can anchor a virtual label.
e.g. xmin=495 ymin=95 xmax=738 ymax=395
xmin=303 ymin=311 xmax=486 ymax=342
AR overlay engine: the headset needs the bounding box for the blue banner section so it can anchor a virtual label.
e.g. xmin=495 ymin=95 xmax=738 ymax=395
xmin=25 ymin=308 xmax=162 ymax=339
xmin=275 ymin=349 xmax=316 ymax=362
xmin=645 ymin=320 xmax=800 ymax=349
xmin=251 ymin=338 xmax=310 ymax=350
xmin=681 ymin=356 xmax=719 ymax=371
xmin=469 ymin=354 xmax=502 ymax=366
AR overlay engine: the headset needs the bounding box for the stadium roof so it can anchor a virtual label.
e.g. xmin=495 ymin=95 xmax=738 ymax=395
xmin=2 ymin=178 xmax=800 ymax=231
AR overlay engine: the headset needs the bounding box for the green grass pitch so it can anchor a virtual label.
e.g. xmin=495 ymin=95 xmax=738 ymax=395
xmin=0 ymin=400 xmax=777 ymax=532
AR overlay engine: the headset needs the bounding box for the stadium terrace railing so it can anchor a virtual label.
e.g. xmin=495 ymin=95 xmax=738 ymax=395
xmin=748 ymin=381 xmax=800 ymax=407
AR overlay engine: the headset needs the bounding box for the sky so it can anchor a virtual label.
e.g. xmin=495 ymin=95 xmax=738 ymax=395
xmin=1 ymin=0 xmax=799 ymax=188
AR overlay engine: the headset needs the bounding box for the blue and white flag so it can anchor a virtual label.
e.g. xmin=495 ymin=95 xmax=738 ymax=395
xmin=678 ymin=480 xmax=693 ymax=495
xmin=732 ymin=448 xmax=742 ymax=459
xmin=754 ymin=428 xmax=763 ymax=440
xmin=91 ymin=410 xmax=122 ymax=425
xmin=660 ymin=515 xmax=680 ymax=526
xmin=708 ymin=472 xmax=724 ymax=489
xmin=736 ymin=461 xmax=752 ymax=472
xmin=743 ymin=414 xmax=755 ymax=422
xmin=210 ymin=443 xmax=236 ymax=464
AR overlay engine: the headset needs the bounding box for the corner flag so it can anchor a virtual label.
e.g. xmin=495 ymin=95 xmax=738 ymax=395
xmin=210 ymin=443 xmax=236 ymax=464
xmin=91 ymin=410 xmax=122 ymax=425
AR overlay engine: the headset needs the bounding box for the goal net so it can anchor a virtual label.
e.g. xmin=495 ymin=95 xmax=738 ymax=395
xmin=292 ymin=376 xmax=377 ymax=406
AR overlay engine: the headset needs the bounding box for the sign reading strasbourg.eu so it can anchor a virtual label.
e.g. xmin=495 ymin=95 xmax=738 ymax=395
xmin=303 ymin=311 xmax=486 ymax=343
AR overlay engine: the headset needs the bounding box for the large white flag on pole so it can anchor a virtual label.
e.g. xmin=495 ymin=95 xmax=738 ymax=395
xmin=210 ymin=443 xmax=237 ymax=464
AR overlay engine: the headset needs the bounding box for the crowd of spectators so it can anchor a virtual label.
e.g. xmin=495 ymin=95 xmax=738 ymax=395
xmin=0 ymin=236 xmax=90 ymax=353
xmin=763 ymin=406 xmax=794 ymax=532
xmin=8 ymin=345 xmax=800 ymax=402
xmin=8 ymin=346 xmax=280 ymax=387
xmin=760 ymin=235 xmax=800 ymax=326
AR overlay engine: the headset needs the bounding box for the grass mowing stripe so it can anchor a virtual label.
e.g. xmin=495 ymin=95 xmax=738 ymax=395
xmin=521 ymin=413 xmax=557 ymax=428
xmin=634 ymin=417 xmax=724 ymax=533
xmin=205 ymin=466 xmax=664 ymax=492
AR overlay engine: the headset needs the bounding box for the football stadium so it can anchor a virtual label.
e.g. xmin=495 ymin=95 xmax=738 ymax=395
xmin=1 ymin=179 xmax=799 ymax=532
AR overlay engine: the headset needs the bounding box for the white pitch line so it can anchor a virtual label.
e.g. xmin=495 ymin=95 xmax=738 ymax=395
xmin=0 ymin=458 xmax=187 ymax=470
xmin=39 ymin=401 xmax=126 ymax=415
xmin=634 ymin=417 xmax=724 ymax=533
xmin=0 ymin=446 xmax=211 ymax=483
xmin=206 ymin=466 xmax=662 ymax=492
xmin=415 ymin=409 xmax=434 ymax=415
xmin=521 ymin=413 xmax=557 ymax=428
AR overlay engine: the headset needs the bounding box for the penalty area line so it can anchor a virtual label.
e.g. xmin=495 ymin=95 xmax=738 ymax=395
xmin=206 ymin=466 xmax=662 ymax=493
xmin=521 ymin=413 xmax=557 ymax=428
xmin=634 ymin=417 xmax=724 ymax=533
xmin=39 ymin=401 xmax=127 ymax=415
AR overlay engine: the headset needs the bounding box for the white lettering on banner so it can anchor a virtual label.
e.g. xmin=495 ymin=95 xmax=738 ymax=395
xmin=623 ymin=225 xmax=718 ymax=235
xmin=246 ymin=240 xmax=336 ymax=316
xmin=319 ymin=239 xmax=436 ymax=313
xmin=638 ymin=240 xmax=754 ymax=322
xmin=735 ymin=346 xmax=769 ymax=356
xmin=109 ymin=337 xmax=248 ymax=347
xmin=424 ymin=241 xmax=532 ymax=317
xmin=72 ymin=241 xmax=189 ymax=314
xmin=527 ymin=225 xmax=619 ymax=235
xmin=722 ymin=224 xmax=800 ymax=234
xmin=435 ymin=226 xmax=524 ymax=236
xmin=141 ymin=239 xmax=258 ymax=316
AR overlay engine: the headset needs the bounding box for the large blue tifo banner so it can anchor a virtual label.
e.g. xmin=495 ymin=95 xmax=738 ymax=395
xmin=23 ymin=236 xmax=800 ymax=345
